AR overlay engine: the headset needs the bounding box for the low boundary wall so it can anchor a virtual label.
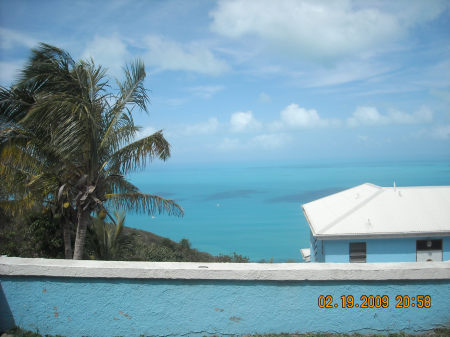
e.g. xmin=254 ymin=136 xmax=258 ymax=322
xmin=1 ymin=257 xmax=450 ymax=336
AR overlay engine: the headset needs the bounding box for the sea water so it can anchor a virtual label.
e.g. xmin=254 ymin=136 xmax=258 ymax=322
xmin=126 ymin=160 xmax=450 ymax=262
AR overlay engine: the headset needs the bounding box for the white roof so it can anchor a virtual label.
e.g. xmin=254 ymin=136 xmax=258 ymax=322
xmin=302 ymin=183 xmax=450 ymax=240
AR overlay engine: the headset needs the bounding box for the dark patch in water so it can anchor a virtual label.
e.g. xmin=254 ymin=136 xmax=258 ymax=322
xmin=203 ymin=189 xmax=263 ymax=201
xmin=266 ymin=187 xmax=344 ymax=204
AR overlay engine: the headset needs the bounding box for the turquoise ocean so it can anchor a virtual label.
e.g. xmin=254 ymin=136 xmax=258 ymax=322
xmin=127 ymin=160 xmax=450 ymax=262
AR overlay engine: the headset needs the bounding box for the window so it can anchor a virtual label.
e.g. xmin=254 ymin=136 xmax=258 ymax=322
xmin=416 ymin=239 xmax=443 ymax=262
xmin=349 ymin=242 xmax=366 ymax=263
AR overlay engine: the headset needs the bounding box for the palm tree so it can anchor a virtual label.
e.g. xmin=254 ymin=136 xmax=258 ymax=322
xmin=86 ymin=210 xmax=131 ymax=260
xmin=0 ymin=78 xmax=76 ymax=258
xmin=0 ymin=43 xmax=183 ymax=259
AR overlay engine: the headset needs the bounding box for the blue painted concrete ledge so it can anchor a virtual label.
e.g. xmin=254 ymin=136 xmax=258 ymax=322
xmin=1 ymin=257 xmax=450 ymax=336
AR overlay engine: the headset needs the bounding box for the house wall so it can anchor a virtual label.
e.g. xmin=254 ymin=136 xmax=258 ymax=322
xmin=321 ymin=236 xmax=450 ymax=263
xmin=444 ymin=237 xmax=450 ymax=261
xmin=1 ymin=257 xmax=450 ymax=336
xmin=323 ymin=240 xmax=349 ymax=262
xmin=310 ymin=232 xmax=324 ymax=262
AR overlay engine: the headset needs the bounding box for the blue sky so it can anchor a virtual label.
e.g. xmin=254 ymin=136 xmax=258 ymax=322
xmin=1 ymin=0 xmax=449 ymax=164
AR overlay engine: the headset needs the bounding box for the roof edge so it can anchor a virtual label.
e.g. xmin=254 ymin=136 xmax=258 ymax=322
xmin=301 ymin=183 xmax=380 ymax=208
xmin=301 ymin=205 xmax=316 ymax=236
xmin=313 ymin=231 xmax=450 ymax=240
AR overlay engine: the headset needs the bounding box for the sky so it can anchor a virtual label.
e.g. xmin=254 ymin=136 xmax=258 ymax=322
xmin=0 ymin=0 xmax=449 ymax=164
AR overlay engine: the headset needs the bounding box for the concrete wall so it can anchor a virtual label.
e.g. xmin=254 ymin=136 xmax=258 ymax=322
xmin=321 ymin=236 xmax=450 ymax=263
xmin=1 ymin=257 xmax=450 ymax=337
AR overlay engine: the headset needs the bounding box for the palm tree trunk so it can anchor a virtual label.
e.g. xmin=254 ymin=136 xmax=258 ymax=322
xmin=63 ymin=219 xmax=73 ymax=259
xmin=73 ymin=208 xmax=90 ymax=260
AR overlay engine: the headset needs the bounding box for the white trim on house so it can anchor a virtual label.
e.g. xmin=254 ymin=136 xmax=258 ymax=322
xmin=300 ymin=248 xmax=310 ymax=262
xmin=302 ymin=184 xmax=450 ymax=240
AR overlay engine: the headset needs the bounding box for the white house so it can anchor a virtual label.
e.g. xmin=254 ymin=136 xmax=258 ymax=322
xmin=301 ymin=183 xmax=450 ymax=263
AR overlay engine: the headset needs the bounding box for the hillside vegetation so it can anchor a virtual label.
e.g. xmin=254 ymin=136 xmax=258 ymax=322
xmin=0 ymin=209 xmax=248 ymax=263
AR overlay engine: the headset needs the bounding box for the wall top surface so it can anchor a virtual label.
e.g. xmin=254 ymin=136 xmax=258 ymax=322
xmin=1 ymin=257 xmax=449 ymax=281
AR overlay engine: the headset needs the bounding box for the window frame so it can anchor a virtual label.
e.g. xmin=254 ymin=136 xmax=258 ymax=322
xmin=349 ymin=242 xmax=366 ymax=263
xmin=416 ymin=239 xmax=443 ymax=262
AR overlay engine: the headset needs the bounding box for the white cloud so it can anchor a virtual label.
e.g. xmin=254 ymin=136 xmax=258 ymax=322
xmin=135 ymin=126 xmax=158 ymax=140
xmin=280 ymin=104 xmax=321 ymax=128
xmin=143 ymin=35 xmax=229 ymax=75
xmin=210 ymin=0 xmax=448 ymax=64
xmin=357 ymin=135 xmax=369 ymax=143
xmin=154 ymin=97 xmax=189 ymax=107
xmin=302 ymin=60 xmax=392 ymax=87
xmin=218 ymin=133 xmax=290 ymax=151
xmin=218 ymin=137 xmax=241 ymax=150
xmin=432 ymin=125 xmax=450 ymax=140
xmin=82 ymin=35 xmax=130 ymax=76
xmin=0 ymin=28 xmax=37 ymax=50
xmin=188 ymin=85 xmax=224 ymax=98
xmin=258 ymin=92 xmax=271 ymax=103
xmin=251 ymin=133 xmax=291 ymax=149
xmin=0 ymin=60 xmax=25 ymax=85
xmin=430 ymin=89 xmax=450 ymax=103
xmin=347 ymin=106 xmax=388 ymax=127
xmin=415 ymin=59 xmax=450 ymax=88
xmin=348 ymin=106 xmax=433 ymax=127
xmin=184 ymin=117 xmax=219 ymax=135
xmin=230 ymin=111 xmax=262 ymax=132
xmin=388 ymin=106 xmax=433 ymax=124
xmin=271 ymin=103 xmax=338 ymax=130
xmin=82 ymin=34 xmax=230 ymax=76
xmin=390 ymin=0 xmax=450 ymax=27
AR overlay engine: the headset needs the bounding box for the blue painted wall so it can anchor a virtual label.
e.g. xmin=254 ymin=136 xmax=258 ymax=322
xmin=323 ymin=240 xmax=349 ymax=263
xmin=1 ymin=276 xmax=449 ymax=336
xmin=310 ymin=232 xmax=324 ymax=262
xmin=367 ymin=238 xmax=417 ymax=262
xmin=316 ymin=236 xmax=450 ymax=263
xmin=444 ymin=237 xmax=450 ymax=261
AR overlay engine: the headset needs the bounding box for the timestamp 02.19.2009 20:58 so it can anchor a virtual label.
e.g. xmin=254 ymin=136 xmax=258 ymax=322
xmin=317 ymin=295 xmax=431 ymax=309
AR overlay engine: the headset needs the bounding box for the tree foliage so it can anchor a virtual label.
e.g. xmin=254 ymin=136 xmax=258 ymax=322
xmin=0 ymin=209 xmax=249 ymax=263
xmin=0 ymin=43 xmax=183 ymax=259
xmin=86 ymin=210 xmax=133 ymax=260
xmin=0 ymin=208 xmax=66 ymax=259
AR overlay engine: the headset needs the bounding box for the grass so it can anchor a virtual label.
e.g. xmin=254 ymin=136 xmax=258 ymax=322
xmin=238 ymin=330 xmax=450 ymax=337
xmin=4 ymin=327 xmax=450 ymax=337
xmin=4 ymin=327 xmax=62 ymax=337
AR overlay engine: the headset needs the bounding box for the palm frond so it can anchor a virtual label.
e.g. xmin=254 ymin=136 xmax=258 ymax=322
xmin=100 ymin=113 xmax=139 ymax=154
xmin=19 ymin=43 xmax=76 ymax=91
xmin=106 ymin=130 xmax=170 ymax=174
xmin=101 ymin=59 xmax=148 ymax=150
xmin=105 ymin=192 xmax=183 ymax=217
xmin=0 ymin=194 xmax=41 ymax=215
xmin=87 ymin=209 xmax=129 ymax=260
xmin=105 ymin=174 xmax=139 ymax=194
xmin=117 ymin=59 xmax=148 ymax=113
xmin=0 ymin=125 xmax=75 ymax=181
xmin=112 ymin=210 xmax=126 ymax=244
xmin=1 ymin=141 xmax=47 ymax=176
xmin=0 ymin=84 xmax=37 ymax=122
